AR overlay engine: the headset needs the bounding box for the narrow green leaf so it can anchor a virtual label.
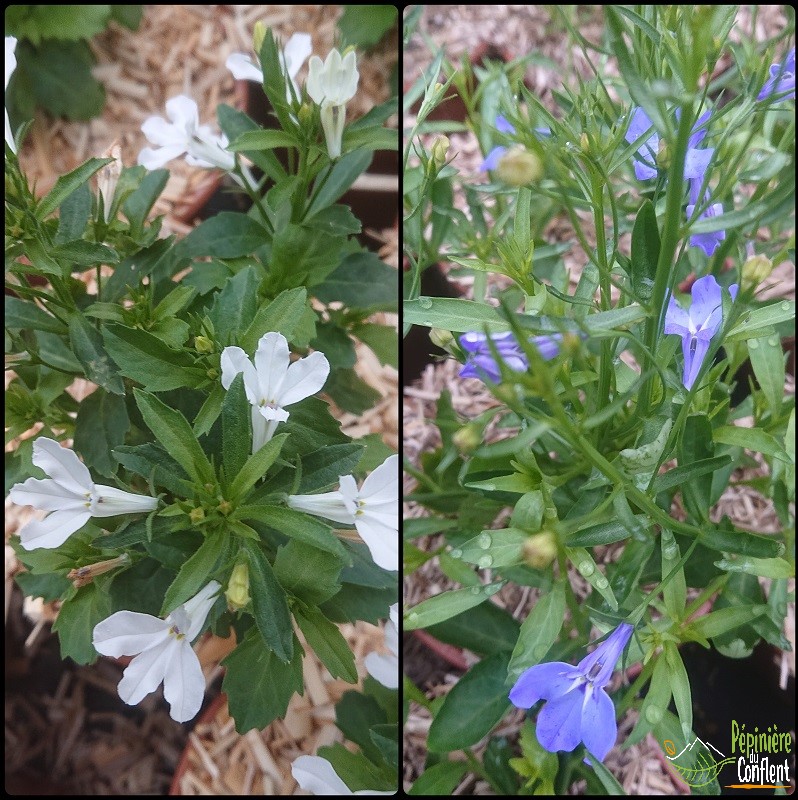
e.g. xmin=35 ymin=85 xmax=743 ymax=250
xmin=5 ymin=296 xmax=66 ymax=334
xmin=229 ymin=433 xmax=288 ymax=501
xmin=565 ymin=547 xmax=618 ymax=610
xmin=457 ymin=528 xmax=529 ymax=570
xmin=68 ymin=314 xmax=125 ymax=394
xmin=404 ymin=583 xmax=505 ymax=630
xmin=73 ymin=389 xmax=129 ymax=476
xmin=661 ymin=529 xmax=687 ymax=621
xmin=240 ymin=287 xmax=308 ymax=352
xmin=664 ymin=641 xmax=693 ymax=742
xmin=748 ymin=335 xmax=785 ymax=415
xmin=37 ymin=158 xmax=111 ymax=218
xmin=209 ymin=266 xmax=261 ymax=346
xmin=713 ymin=425 xmax=788 ymax=460
xmin=228 ymin=129 xmax=299 ymax=151
xmin=689 ymin=604 xmax=768 ymax=639
xmin=161 ymin=533 xmax=228 ymax=615
xmin=626 ymin=654 xmax=672 ymax=747
xmin=293 ymin=605 xmax=357 ymax=682
xmin=680 ymin=415 xmax=714 ymax=521
xmin=631 ymin=200 xmax=660 ymax=301
xmin=409 ymin=761 xmax=468 ymax=795
xmin=221 ymin=374 xmax=251 ymax=484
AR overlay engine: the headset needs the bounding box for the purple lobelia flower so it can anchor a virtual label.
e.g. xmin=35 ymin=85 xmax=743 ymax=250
xmin=479 ymin=115 xmax=515 ymax=171
xmin=459 ymin=331 xmax=560 ymax=383
xmin=625 ymin=107 xmax=660 ymax=181
xmin=757 ymin=47 xmax=795 ymax=102
xmin=509 ymin=623 xmax=634 ymax=762
xmin=664 ymin=274 xmax=738 ymax=390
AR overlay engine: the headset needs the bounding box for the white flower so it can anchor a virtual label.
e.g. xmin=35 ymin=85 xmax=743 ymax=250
xmin=92 ymin=581 xmax=221 ymax=723
xmin=226 ymin=31 xmax=312 ymax=103
xmin=364 ymin=603 xmax=399 ymax=689
xmin=5 ymin=36 xmax=18 ymax=153
xmin=138 ymin=95 xmax=235 ymax=172
xmin=291 ymin=755 xmax=395 ymax=795
xmin=8 ymin=438 xmax=159 ymax=551
xmin=306 ymin=48 xmax=359 ymax=159
xmin=221 ymin=332 xmax=330 ymax=453
xmin=287 ymin=454 xmax=398 ymax=571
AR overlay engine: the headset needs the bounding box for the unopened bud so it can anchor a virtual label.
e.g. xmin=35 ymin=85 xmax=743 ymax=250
xmin=656 ymin=139 xmax=670 ymax=170
xmin=98 ymin=142 xmax=122 ymax=222
xmin=580 ymin=132 xmax=590 ymax=153
xmin=429 ymin=327 xmax=454 ymax=350
xmin=252 ymin=21 xmax=267 ymax=55
xmin=522 ymin=530 xmax=558 ymax=569
xmin=206 ymin=368 xmax=220 ymax=379
xmin=68 ymin=553 xmax=130 ymax=588
xmin=189 ymin=507 xmax=206 ymax=524
xmin=298 ymin=102 xmax=314 ymax=126
xmin=225 ymin=562 xmax=251 ymax=609
xmin=741 ymin=253 xmax=773 ymax=291
xmin=195 ymin=335 xmax=214 ymax=353
xmin=430 ymin=135 xmax=450 ymax=169
xmin=496 ymin=145 xmax=543 ymax=186
xmin=218 ymin=500 xmax=233 ymax=515
xmin=453 ymin=422 xmax=483 ymax=454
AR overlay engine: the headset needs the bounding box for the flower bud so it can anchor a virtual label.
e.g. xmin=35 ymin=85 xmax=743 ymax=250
xmin=656 ymin=138 xmax=670 ymax=170
xmin=496 ymin=145 xmax=543 ymax=186
xmin=225 ymin=562 xmax=251 ymax=610
xmin=523 ymin=530 xmax=558 ymax=569
xmin=189 ymin=507 xmax=205 ymax=524
xmin=217 ymin=500 xmax=233 ymax=516
xmin=252 ymin=21 xmax=266 ymax=55
xmin=430 ymin=135 xmax=450 ymax=169
xmin=580 ymin=132 xmax=590 ymax=153
xmin=298 ymin=102 xmax=314 ymax=126
xmin=68 ymin=553 xmax=130 ymax=588
xmin=429 ymin=327 xmax=454 ymax=350
xmin=194 ymin=335 xmax=214 ymax=353
xmin=453 ymin=422 xmax=483 ymax=454
xmin=206 ymin=368 xmax=219 ymax=380
xmin=740 ymin=253 xmax=773 ymax=291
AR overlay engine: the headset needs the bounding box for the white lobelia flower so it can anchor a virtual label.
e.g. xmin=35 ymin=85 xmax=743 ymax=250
xmin=226 ymin=31 xmax=312 ymax=103
xmin=92 ymin=581 xmax=221 ymax=723
xmin=5 ymin=36 xmax=17 ymax=153
xmin=291 ymin=755 xmax=395 ymax=795
xmin=306 ymin=48 xmax=359 ymax=159
xmin=138 ymin=95 xmax=235 ymax=172
xmin=220 ymin=332 xmax=330 ymax=453
xmin=364 ymin=603 xmax=399 ymax=689
xmin=8 ymin=437 xmax=158 ymax=551
xmin=287 ymin=454 xmax=398 ymax=571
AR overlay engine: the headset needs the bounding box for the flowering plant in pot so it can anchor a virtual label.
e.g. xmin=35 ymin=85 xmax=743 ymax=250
xmin=6 ymin=22 xmax=398 ymax=792
xmin=403 ymin=6 xmax=793 ymax=794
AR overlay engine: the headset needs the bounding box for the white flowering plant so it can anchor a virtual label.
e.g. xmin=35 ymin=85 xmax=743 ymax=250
xmin=404 ymin=7 xmax=793 ymax=794
xmin=6 ymin=23 xmax=398 ymax=771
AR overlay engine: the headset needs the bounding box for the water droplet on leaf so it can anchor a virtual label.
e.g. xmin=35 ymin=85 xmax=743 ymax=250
xmin=645 ymin=706 xmax=664 ymax=724
xmin=478 ymin=554 xmax=493 ymax=568
xmin=595 ymin=576 xmax=609 ymax=589
xmin=767 ymin=336 xmax=779 ymax=347
xmin=478 ymin=532 xmax=492 ymax=549
xmin=450 ymin=548 xmax=462 ymax=559
xmin=578 ymin=561 xmax=595 ymax=577
xmin=418 ymin=297 xmax=433 ymax=309
xmin=749 ymin=339 xmax=759 ymax=349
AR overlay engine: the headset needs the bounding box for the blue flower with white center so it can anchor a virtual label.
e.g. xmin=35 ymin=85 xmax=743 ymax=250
xmin=664 ymin=274 xmax=738 ymax=390
xmin=509 ymin=622 xmax=634 ymax=762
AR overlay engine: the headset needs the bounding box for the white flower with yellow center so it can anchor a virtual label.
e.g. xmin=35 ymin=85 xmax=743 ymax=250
xmin=8 ymin=438 xmax=158 ymax=551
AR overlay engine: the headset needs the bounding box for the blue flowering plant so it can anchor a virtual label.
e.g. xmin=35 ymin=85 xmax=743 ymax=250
xmin=404 ymin=6 xmax=793 ymax=794
xmin=6 ymin=21 xmax=398 ymax=787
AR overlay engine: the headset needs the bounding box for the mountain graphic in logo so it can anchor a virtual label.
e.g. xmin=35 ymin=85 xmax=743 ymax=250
xmin=662 ymin=737 xmax=735 ymax=788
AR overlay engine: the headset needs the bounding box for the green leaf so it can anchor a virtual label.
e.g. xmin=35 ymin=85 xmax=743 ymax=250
xmin=293 ymin=605 xmax=357 ymax=682
xmin=102 ymin=237 xmax=175 ymax=303
xmin=244 ymin=540 xmax=293 ymax=662
xmin=229 ymin=433 xmax=288 ymax=501
xmin=748 ymin=335 xmax=785 ymax=415
xmin=404 ymin=583 xmax=505 ymax=630
xmin=680 ymin=415 xmax=714 ymax=521
xmin=664 ymin=641 xmax=693 ymax=743
xmin=109 ymin=558 xmax=173 ymax=617
xmin=652 ymin=456 xmax=732 ymax=495
xmin=324 ymin=368 xmax=382 ymax=415
xmin=308 ymin=150 xmax=373 ymax=213
xmin=56 ymin=182 xmax=91 ymax=243
xmin=216 ymin=103 xmax=287 ymax=183
xmin=73 ymin=389 xmax=129 ymax=476
xmin=109 ymin=5 xmax=143 ymax=30
xmin=240 ymin=504 xmax=348 ymax=561
xmin=222 ymin=628 xmax=304 ymax=733
xmin=713 ymin=555 xmax=794 ymax=579
xmin=661 ymin=528 xmax=687 ymax=621
xmin=134 ymin=389 xmax=214 ymax=484
xmin=507 ymin=582 xmax=565 ymax=683
xmin=52 ymin=240 xmax=119 ymax=267
xmin=457 ymin=528 xmax=529 ymax=570
xmin=713 ymin=425 xmax=788 ymax=460
xmin=209 ymin=266 xmax=261 ymax=346
xmin=317 ymin=741 xmax=394 ymax=792
xmin=567 ymin=516 xmax=648 ymax=547
xmin=7 ymin=6 xmax=111 ymax=43
xmin=565 ymin=548 xmax=618 ymax=609
xmin=404 ymin=297 xmax=508 ymax=332
xmin=338 ymin=5 xmax=397 ymax=48
xmin=103 ymin=324 xmax=205 ymax=391
xmin=726 ymin=301 xmax=795 ymax=342
xmin=122 ymin=168 xmax=169 ymax=232
xmin=221 ymin=374 xmax=251 ymax=486
xmin=113 ymin=442 xmax=191 ymax=497
xmin=68 ymin=314 xmax=125 ymax=394
xmin=313 ymin=252 xmax=398 ymax=310
xmin=351 ymin=323 xmax=398 ymax=367
xmin=688 ymin=604 xmax=768 ymax=640
xmin=240 ymin=287 xmax=309 ymax=352
xmin=425 ymin=601 xmax=520 ymax=656
xmin=334 ymin=691 xmax=388 ymax=764
xmin=630 ymin=200 xmax=660 ymax=302
xmin=52 ymin=584 xmax=112 ymax=665
xmin=4 ymin=296 xmax=66 ymax=334
xmin=698 ymin=524 xmax=782 ymax=558
xmin=22 ymin=40 xmax=105 ymax=121
xmin=585 ymin=753 xmax=625 ymax=795
xmin=310 ymin=322 xmax=356 ymax=369
xmin=227 ymin=129 xmax=299 ymax=151
xmin=428 ymin=652 xmax=512 ymax=752
xmin=304 ymin=204 xmax=362 ymax=237
xmin=274 ymin=540 xmax=344 ymax=605
xmin=175 ymin=213 xmax=270 ymax=260
xmin=161 ymin=533 xmax=227 ymax=615
xmin=626 ymin=653 xmax=672 ymax=747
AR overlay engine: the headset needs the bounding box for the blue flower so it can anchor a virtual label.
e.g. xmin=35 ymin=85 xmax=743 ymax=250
xmin=479 ymin=115 xmax=515 ymax=171
xmin=625 ymin=107 xmax=660 ymax=181
xmin=458 ymin=331 xmax=560 ymax=383
xmin=664 ymin=274 xmax=738 ymax=390
xmin=509 ymin=623 xmax=634 ymax=762
xmin=757 ymin=48 xmax=795 ymax=102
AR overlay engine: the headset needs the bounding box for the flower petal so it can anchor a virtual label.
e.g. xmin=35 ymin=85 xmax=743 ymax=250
xmin=364 ymin=650 xmax=399 ymax=689
xmin=90 ymin=485 xmax=158 ymax=517
xmin=93 ymin=611 xmax=171 ymax=657
xmin=162 ymin=637 xmax=206 ymax=722
xmin=535 ymin=688 xmax=585 ymax=753
xmin=354 ymin=514 xmax=398 ymax=572
xmin=18 ymin=508 xmax=92 ymax=551
xmin=282 ymin=32 xmax=312 ymax=79
xmin=581 ymin=686 xmax=617 ymax=762
xmin=141 ymin=115 xmax=184 ymax=148
xmin=663 ymin=294 xmax=691 ymax=336
xmin=683 ymin=147 xmax=714 ymax=181
xmin=117 ymin=639 xmax=175 ymax=705
xmin=138 ymin=144 xmax=186 ymax=170
xmin=683 ymin=333 xmax=711 ymax=390
xmin=479 ymin=145 xmax=506 ymax=172
xmin=9 ymin=476 xmax=88 ymax=511
xmin=253 ymin=332 xmax=291 ymax=403
xmin=225 ymin=52 xmax=264 ymax=82
xmin=359 ymin=455 xmax=398 ymax=503
xmin=291 ymin=755 xmax=353 ymax=796
xmin=32 ymin=437 xmax=93 ymax=495
xmin=688 ymin=275 xmax=723 ymax=331
xmin=277 ymin=350 xmax=330 ymax=407
xmin=165 ymin=95 xmax=199 ymax=134
xmin=576 ymin=623 xmax=634 ymax=689
xmin=181 ymin=580 xmax=222 ymax=641
xmin=509 ymin=662 xmax=581 ymax=708
xmin=494 ymin=115 xmax=515 ymax=134
xmin=220 ymin=345 xmax=260 ymax=404
xmin=286 ymin=490 xmax=354 ymax=525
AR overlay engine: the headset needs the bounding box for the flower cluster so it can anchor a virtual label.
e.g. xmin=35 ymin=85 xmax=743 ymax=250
xmin=458 ymin=331 xmax=561 ymax=383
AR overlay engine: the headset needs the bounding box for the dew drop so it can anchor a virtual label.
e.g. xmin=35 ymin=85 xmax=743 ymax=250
xmin=595 ymin=576 xmax=609 ymax=589
xmin=781 ymin=301 xmax=791 ymax=311
xmin=485 ymin=583 xmax=502 ymax=596
xmin=776 ymin=542 xmax=786 ymax=557
xmin=407 ymin=612 xmax=419 ymax=623
xmin=478 ymin=554 xmax=493 ymax=569
xmin=645 ymin=706 xmax=664 ymax=724
xmin=418 ymin=297 xmax=433 ymax=309
xmin=470 ymin=586 xmax=481 ymax=595
xmin=478 ymin=532 xmax=492 ymax=549
xmin=450 ymin=548 xmax=462 ymax=559
xmin=663 ymin=543 xmax=678 ymax=560
xmin=578 ymin=561 xmax=595 ymax=577
xmin=767 ymin=336 xmax=779 ymax=347
xmin=544 ymin=506 xmax=557 ymax=520
xmin=749 ymin=339 xmax=759 ymax=349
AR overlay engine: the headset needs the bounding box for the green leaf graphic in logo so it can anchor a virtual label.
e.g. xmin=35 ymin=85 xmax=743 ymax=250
xmin=662 ymin=738 xmax=735 ymax=788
